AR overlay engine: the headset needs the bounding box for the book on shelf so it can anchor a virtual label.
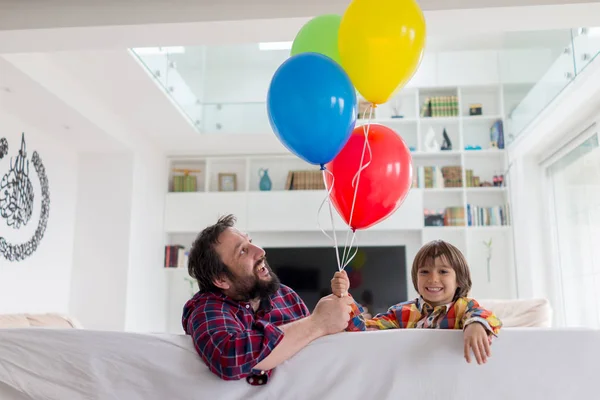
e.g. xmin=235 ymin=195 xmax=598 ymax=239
xmin=444 ymin=206 xmax=465 ymax=226
xmin=286 ymin=170 xmax=326 ymax=190
xmin=420 ymin=96 xmax=459 ymax=118
xmin=173 ymin=175 xmax=198 ymax=192
xmin=164 ymin=245 xmax=188 ymax=268
xmin=412 ymin=166 xmax=463 ymax=189
xmin=423 ymin=207 xmax=465 ymax=227
xmin=467 ymin=204 xmax=511 ymax=226
xmin=172 ymin=168 xmax=201 ymax=192
xmin=465 ymin=169 xmax=485 ymax=187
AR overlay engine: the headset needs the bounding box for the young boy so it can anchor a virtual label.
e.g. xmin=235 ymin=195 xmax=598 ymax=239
xmin=331 ymin=240 xmax=502 ymax=365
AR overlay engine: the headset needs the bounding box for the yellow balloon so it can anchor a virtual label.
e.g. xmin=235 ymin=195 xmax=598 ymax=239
xmin=350 ymin=249 xmax=367 ymax=270
xmin=338 ymin=0 xmax=426 ymax=105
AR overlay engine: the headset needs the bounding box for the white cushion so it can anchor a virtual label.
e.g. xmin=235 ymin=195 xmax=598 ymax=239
xmin=478 ymin=298 xmax=552 ymax=328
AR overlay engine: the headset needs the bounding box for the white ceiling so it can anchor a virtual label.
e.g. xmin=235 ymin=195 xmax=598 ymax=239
xmin=1 ymin=50 xmax=203 ymax=154
xmin=0 ymin=0 xmax=594 ymax=30
xmin=1 ymin=3 xmax=599 ymax=54
xmin=0 ymin=58 xmax=126 ymax=153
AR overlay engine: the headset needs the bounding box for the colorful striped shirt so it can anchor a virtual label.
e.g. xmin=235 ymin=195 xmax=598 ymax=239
xmin=347 ymin=297 xmax=502 ymax=335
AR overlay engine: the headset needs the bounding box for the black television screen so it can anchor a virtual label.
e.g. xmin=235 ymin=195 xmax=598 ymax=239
xmin=264 ymin=246 xmax=407 ymax=314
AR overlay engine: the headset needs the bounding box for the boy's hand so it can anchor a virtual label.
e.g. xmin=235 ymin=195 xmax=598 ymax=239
xmin=331 ymin=270 xmax=350 ymax=298
xmin=463 ymin=322 xmax=491 ymax=365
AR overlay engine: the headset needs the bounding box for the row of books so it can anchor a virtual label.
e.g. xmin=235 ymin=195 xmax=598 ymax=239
xmin=424 ymin=204 xmax=511 ymax=227
xmin=285 ymin=170 xmax=326 ymax=190
xmin=164 ymin=245 xmax=188 ymax=269
xmin=424 ymin=207 xmax=465 ymax=227
xmin=172 ymin=176 xmax=197 ymax=192
xmin=467 ymin=204 xmax=511 ymax=226
xmin=412 ymin=166 xmax=463 ymax=189
xmin=465 ymin=169 xmax=482 ymax=188
xmin=420 ymin=96 xmax=459 ymax=118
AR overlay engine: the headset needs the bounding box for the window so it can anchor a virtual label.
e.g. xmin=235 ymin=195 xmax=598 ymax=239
xmin=546 ymin=131 xmax=600 ymax=328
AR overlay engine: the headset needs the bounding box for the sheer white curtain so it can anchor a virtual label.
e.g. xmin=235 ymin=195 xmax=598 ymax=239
xmin=546 ymin=131 xmax=600 ymax=328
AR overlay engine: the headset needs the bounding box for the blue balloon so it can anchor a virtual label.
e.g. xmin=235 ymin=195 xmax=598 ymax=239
xmin=267 ymin=53 xmax=357 ymax=166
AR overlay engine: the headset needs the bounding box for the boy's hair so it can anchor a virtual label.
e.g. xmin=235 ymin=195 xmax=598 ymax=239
xmin=411 ymin=240 xmax=472 ymax=300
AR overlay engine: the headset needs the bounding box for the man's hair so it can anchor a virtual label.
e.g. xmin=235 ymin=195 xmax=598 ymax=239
xmin=410 ymin=240 xmax=472 ymax=300
xmin=188 ymin=214 xmax=236 ymax=293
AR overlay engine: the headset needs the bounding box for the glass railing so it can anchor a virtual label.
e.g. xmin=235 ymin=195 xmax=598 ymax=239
xmin=573 ymin=28 xmax=600 ymax=75
xmin=130 ymin=29 xmax=600 ymax=139
xmin=500 ymin=29 xmax=576 ymax=143
xmin=129 ymin=47 xmax=204 ymax=130
xmin=202 ymin=102 xmax=271 ymax=134
xmin=504 ymin=28 xmax=600 ymax=144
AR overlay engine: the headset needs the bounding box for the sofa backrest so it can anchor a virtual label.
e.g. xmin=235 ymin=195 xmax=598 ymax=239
xmin=0 ymin=313 xmax=82 ymax=329
xmin=478 ymin=298 xmax=552 ymax=327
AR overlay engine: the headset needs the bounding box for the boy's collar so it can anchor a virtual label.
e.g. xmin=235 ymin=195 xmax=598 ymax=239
xmin=416 ymin=296 xmax=453 ymax=313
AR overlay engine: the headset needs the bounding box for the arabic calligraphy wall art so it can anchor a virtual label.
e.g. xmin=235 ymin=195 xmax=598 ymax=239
xmin=0 ymin=133 xmax=50 ymax=262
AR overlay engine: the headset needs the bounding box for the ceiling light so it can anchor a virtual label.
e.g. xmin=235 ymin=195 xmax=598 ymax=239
xmin=134 ymin=46 xmax=186 ymax=55
xmin=259 ymin=42 xmax=293 ymax=51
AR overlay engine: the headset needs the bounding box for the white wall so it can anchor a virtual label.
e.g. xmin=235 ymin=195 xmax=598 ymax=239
xmin=0 ymin=111 xmax=78 ymax=314
xmin=69 ymin=148 xmax=168 ymax=333
xmin=507 ymin=53 xmax=600 ymax=324
xmin=124 ymin=147 xmax=168 ymax=333
xmin=69 ymin=153 xmax=134 ymax=331
xmin=1 ymin=50 xmax=171 ymax=332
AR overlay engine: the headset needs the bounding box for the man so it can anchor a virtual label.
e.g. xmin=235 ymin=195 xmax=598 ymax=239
xmin=182 ymin=214 xmax=358 ymax=385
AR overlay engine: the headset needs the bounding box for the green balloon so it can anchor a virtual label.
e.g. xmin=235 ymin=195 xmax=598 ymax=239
xmin=291 ymin=14 xmax=342 ymax=65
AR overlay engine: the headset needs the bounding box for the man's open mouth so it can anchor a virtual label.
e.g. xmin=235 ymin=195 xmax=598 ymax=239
xmin=255 ymin=259 xmax=268 ymax=276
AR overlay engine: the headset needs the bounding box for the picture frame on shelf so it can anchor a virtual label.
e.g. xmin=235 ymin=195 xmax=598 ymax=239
xmin=218 ymin=173 xmax=237 ymax=192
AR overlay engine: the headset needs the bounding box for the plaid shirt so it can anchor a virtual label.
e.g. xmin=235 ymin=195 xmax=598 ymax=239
xmin=347 ymin=297 xmax=502 ymax=335
xmin=182 ymin=284 xmax=309 ymax=385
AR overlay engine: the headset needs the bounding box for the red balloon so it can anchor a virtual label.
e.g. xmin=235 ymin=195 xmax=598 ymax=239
xmin=325 ymin=124 xmax=412 ymax=230
xmin=348 ymin=270 xmax=363 ymax=289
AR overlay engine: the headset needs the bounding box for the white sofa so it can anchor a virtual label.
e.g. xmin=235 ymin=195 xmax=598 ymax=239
xmin=0 ymin=298 xmax=595 ymax=400
xmin=0 ymin=313 xmax=82 ymax=329
xmin=479 ymin=298 xmax=552 ymax=327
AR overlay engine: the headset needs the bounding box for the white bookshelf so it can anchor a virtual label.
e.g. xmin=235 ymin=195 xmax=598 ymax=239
xmin=163 ymin=83 xmax=517 ymax=332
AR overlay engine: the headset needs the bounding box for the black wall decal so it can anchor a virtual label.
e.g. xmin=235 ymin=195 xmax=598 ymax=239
xmin=1 ymin=135 xmax=34 ymax=228
xmin=0 ymin=133 xmax=50 ymax=262
xmin=0 ymin=138 xmax=7 ymax=159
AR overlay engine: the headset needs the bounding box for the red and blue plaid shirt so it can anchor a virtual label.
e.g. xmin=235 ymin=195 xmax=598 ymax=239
xmin=182 ymin=284 xmax=309 ymax=385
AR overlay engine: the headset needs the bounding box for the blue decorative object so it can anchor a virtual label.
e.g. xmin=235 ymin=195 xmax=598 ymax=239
xmin=259 ymin=168 xmax=272 ymax=191
xmin=267 ymin=53 xmax=357 ymax=166
xmin=490 ymin=120 xmax=505 ymax=149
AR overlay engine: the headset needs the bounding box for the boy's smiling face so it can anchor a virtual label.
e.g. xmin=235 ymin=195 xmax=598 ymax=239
xmin=416 ymin=256 xmax=457 ymax=306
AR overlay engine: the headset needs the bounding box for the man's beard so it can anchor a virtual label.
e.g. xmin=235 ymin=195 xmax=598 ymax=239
xmin=229 ymin=258 xmax=281 ymax=302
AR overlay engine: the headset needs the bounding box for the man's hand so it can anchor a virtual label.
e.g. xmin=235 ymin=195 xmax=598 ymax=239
xmin=331 ymin=270 xmax=350 ymax=297
xmin=311 ymin=294 xmax=354 ymax=335
xmin=463 ymin=323 xmax=491 ymax=365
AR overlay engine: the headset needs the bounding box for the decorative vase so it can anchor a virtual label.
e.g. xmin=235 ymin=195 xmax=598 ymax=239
xmin=259 ymin=168 xmax=272 ymax=191
xmin=424 ymin=126 xmax=439 ymax=152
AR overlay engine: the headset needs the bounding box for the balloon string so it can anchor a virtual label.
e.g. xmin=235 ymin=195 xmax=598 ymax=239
xmin=342 ymin=230 xmax=358 ymax=271
xmin=317 ymin=168 xmax=342 ymax=271
xmin=342 ymin=103 xmax=374 ymax=266
xmin=352 ymin=108 xmax=374 ymax=189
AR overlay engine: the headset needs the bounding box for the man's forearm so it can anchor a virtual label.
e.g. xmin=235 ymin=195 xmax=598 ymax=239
xmin=253 ymin=315 xmax=324 ymax=371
